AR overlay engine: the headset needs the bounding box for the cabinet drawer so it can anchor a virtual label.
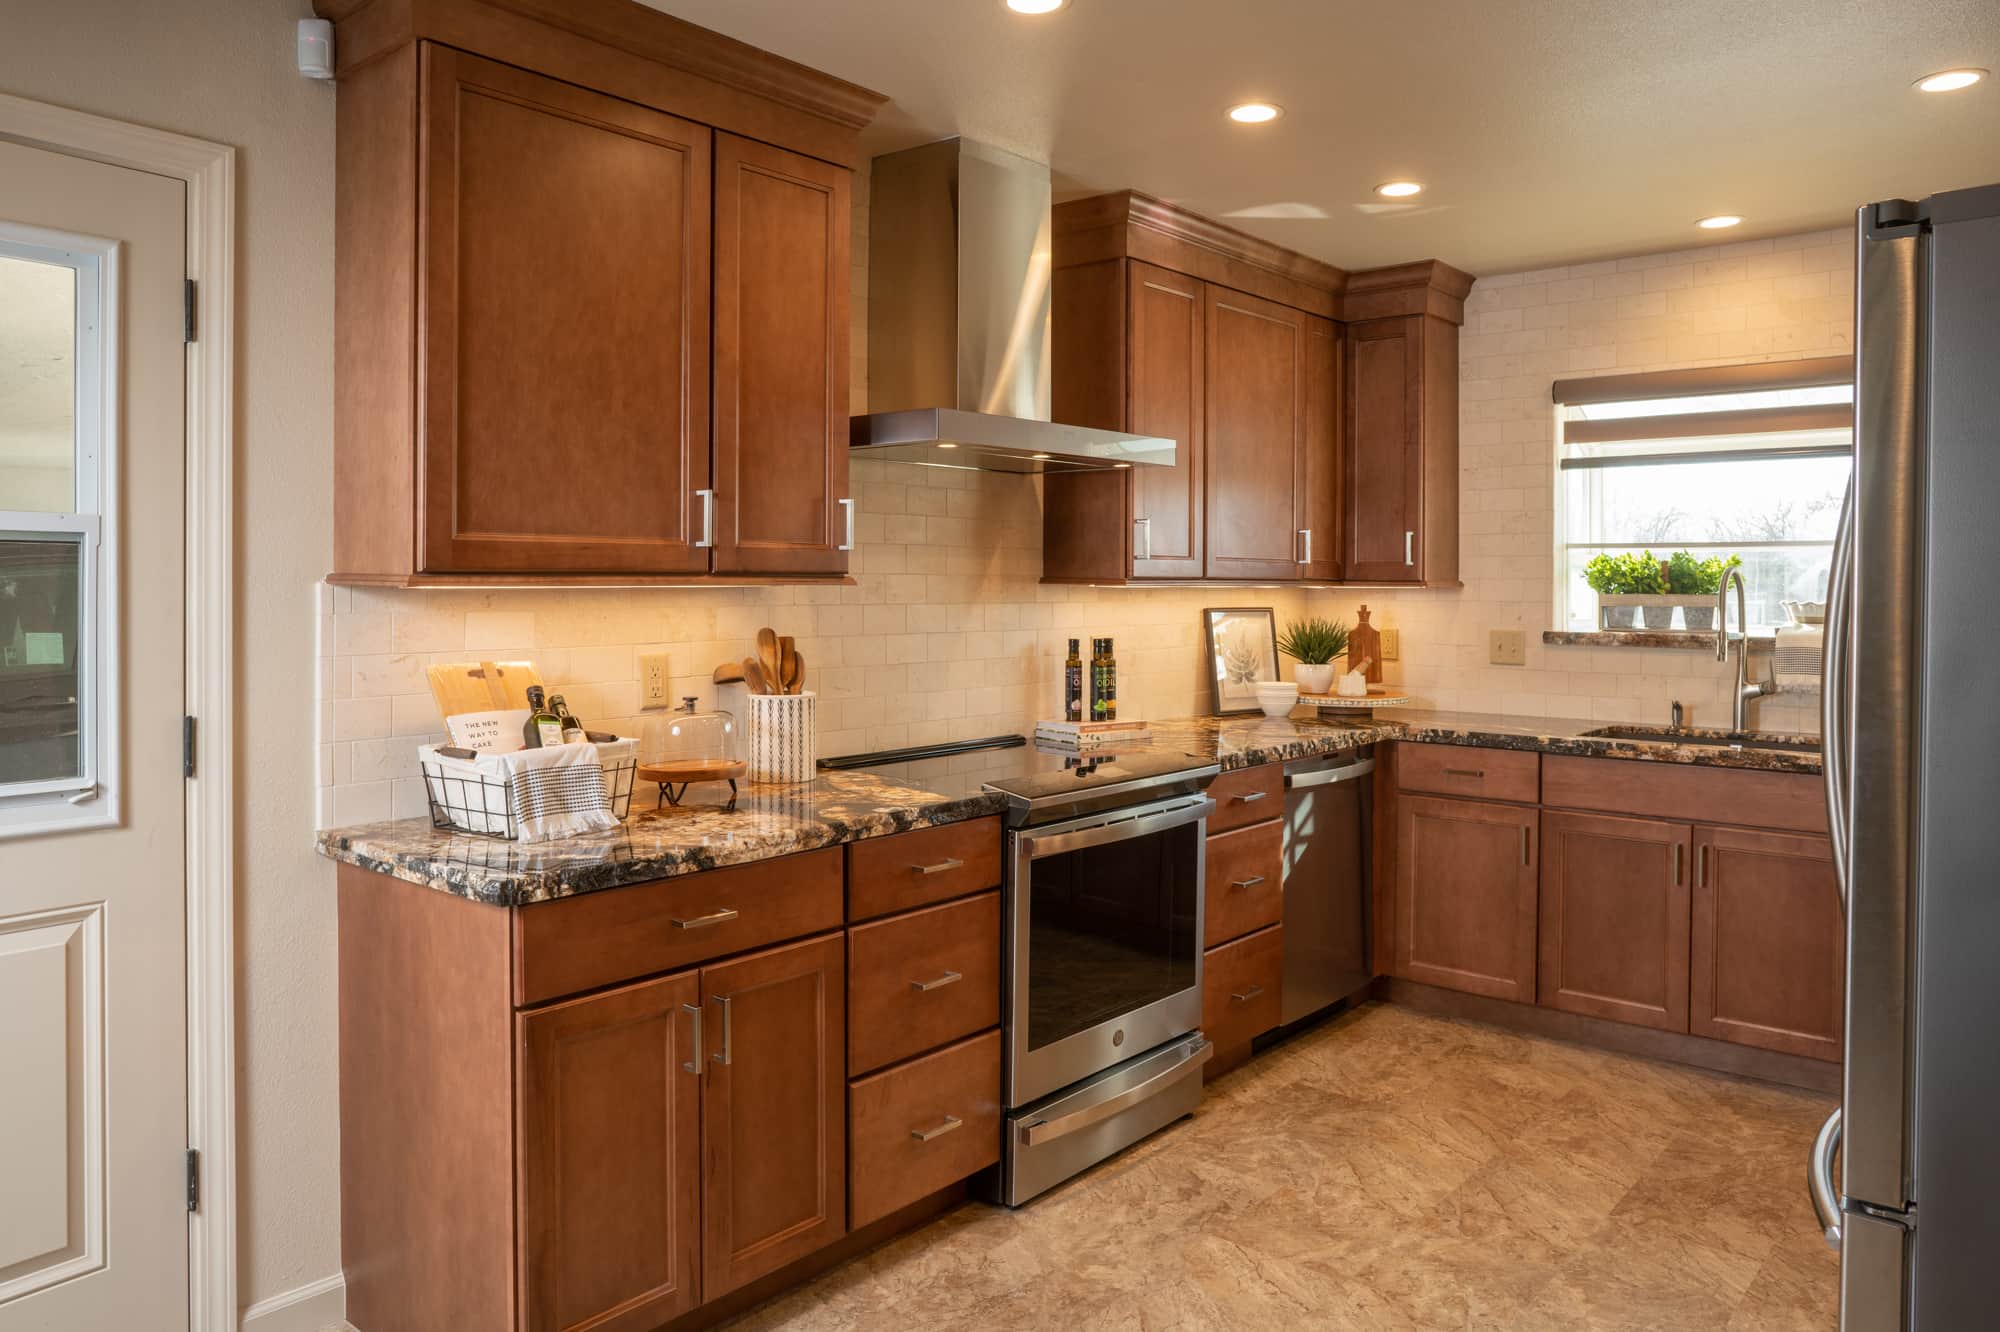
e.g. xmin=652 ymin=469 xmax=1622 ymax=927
xmin=1542 ymin=756 xmax=1828 ymax=834
xmin=848 ymin=1029 xmax=1001 ymax=1228
xmin=1397 ymin=743 xmax=1539 ymax=804
xmin=1204 ymin=819 xmax=1283 ymax=948
xmin=1203 ymin=924 xmax=1283 ymax=1052
xmin=513 ymin=848 xmax=843 ymax=1006
xmin=1206 ymin=764 xmax=1282 ymax=834
xmin=846 ymin=817 xmax=1003 ymax=921
xmin=847 ymin=892 xmax=1001 ymax=1076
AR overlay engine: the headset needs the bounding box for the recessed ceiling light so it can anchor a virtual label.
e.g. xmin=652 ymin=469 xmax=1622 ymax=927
xmin=1916 ymin=67 xmax=1986 ymax=92
xmin=1226 ymin=102 xmax=1283 ymax=125
xmin=1696 ymin=214 xmax=1744 ymax=230
xmin=1375 ymin=181 xmax=1424 ymax=198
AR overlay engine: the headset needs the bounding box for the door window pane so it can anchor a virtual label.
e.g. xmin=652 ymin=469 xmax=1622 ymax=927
xmin=0 ymin=538 xmax=82 ymax=784
xmin=0 ymin=254 xmax=78 ymax=513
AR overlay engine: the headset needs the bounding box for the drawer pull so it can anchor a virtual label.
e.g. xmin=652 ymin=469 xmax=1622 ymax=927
xmin=670 ymin=908 xmax=739 ymax=930
xmin=1443 ymin=767 xmax=1485 ymax=779
xmin=1229 ymin=875 xmax=1267 ymax=890
xmin=1230 ymin=985 xmax=1265 ymax=1004
xmin=910 ymin=1115 xmax=964 ymax=1143
xmin=912 ymin=857 xmax=965 ymax=876
xmin=910 ymin=969 xmax=963 ymax=993
xmin=1234 ymin=791 xmax=1268 ymax=805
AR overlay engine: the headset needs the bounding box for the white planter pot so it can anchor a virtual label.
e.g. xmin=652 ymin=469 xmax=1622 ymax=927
xmin=1293 ymin=663 xmax=1337 ymax=695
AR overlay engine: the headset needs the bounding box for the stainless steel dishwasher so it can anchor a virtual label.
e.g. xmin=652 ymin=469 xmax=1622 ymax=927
xmin=1279 ymin=747 xmax=1375 ymax=1024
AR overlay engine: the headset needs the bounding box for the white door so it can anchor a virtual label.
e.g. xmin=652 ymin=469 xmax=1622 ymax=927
xmin=0 ymin=139 xmax=190 ymax=1328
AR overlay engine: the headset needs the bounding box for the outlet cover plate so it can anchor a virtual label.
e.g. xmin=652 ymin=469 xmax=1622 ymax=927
xmin=1380 ymin=627 xmax=1401 ymax=661
xmin=639 ymin=652 xmax=672 ymax=709
xmin=1489 ymin=629 xmax=1526 ymax=666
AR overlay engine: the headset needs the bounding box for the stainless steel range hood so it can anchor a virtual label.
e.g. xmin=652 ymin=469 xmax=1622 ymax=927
xmin=850 ymin=138 xmax=1173 ymax=474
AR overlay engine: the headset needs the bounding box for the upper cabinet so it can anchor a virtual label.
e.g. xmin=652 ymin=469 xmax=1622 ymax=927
xmin=1042 ymin=191 xmax=1469 ymax=586
xmin=1343 ymin=263 xmax=1475 ymax=586
xmin=320 ymin=0 xmax=883 ymax=585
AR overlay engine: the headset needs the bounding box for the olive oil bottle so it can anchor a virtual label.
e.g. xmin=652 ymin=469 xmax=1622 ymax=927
xmin=1090 ymin=637 xmax=1118 ymax=721
xmin=1065 ymin=638 xmax=1084 ymax=722
xmin=522 ymin=685 xmax=564 ymax=749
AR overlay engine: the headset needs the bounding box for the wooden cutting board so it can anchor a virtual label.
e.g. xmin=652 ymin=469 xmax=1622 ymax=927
xmin=426 ymin=661 xmax=546 ymax=718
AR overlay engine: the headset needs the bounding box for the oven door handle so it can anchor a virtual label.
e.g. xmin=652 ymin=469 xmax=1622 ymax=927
xmin=1018 ymin=1039 xmax=1212 ymax=1147
xmin=1020 ymin=796 xmax=1216 ymax=861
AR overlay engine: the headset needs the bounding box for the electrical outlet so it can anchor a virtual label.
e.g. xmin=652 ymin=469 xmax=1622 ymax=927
xmin=1488 ymin=628 xmax=1526 ymax=666
xmin=639 ymin=652 xmax=672 ymax=709
xmin=1380 ymin=627 xmax=1401 ymax=662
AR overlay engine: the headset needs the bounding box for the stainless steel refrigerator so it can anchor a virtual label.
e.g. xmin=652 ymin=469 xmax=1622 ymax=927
xmin=1814 ymin=183 xmax=2000 ymax=1330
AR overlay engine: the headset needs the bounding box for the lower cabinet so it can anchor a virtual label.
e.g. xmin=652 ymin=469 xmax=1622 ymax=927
xmin=848 ymin=1030 xmax=1002 ymax=1228
xmin=1537 ymin=810 xmax=1691 ymax=1032
xmin=1394 ymin=795 xmax=1538 ymax=1003
xmin=1203 ymin=924 xmax=1283 ymax=1054
xmin=1691 ymin=826 xmax=1844 ymax=1061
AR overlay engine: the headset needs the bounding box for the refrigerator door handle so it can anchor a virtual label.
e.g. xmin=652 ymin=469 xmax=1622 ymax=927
xmin=1808 ymin=1107 xmax=1844 ymax=1251
xmin=1822 ymin=482 xmax=1854 ymax=909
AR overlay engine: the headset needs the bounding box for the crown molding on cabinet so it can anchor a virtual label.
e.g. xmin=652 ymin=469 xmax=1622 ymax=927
xmin=1342 ymin=259 xmax=1477 ymax=325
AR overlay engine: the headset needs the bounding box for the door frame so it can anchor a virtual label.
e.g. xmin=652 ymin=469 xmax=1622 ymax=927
xmin=0 ymin=92 xmax=239 ymax=1329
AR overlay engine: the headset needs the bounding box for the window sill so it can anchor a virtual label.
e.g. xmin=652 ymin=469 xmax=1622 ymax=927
xmin=1543 ymin=629 xmax=1779 ymax=651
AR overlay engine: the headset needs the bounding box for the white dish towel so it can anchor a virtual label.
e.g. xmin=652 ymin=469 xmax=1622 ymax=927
xmin=495 ymin=742 xmax=619 ymax=843
xmin=1773 ymin=625 xmax=1825 ymax=692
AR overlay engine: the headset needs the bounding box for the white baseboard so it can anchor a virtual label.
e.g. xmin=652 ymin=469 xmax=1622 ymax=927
xmin=240 ymin=1272 xmax=349 ymax=1332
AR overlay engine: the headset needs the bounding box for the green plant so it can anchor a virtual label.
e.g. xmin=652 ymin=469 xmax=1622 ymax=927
xmin=1586 ymin=551 xmax=1669 ymax=595
xmin=1275 ymin=617 xmax=1350 ymax=665
xmin=1583 ymin=553 xmax=1628 ymax=595
xmin=1664 ymin=550 xmax=1742 ymax=595
xmin=1622 ymin=551 xmax=1667 ymax=594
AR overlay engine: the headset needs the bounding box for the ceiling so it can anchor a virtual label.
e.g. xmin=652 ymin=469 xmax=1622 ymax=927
xmin=643 ymin=0 xmax=2000 ymax=276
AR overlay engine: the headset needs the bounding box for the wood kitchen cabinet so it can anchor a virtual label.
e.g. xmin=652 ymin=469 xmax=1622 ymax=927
xmin=1300 ymin=316 xmax=1344 ymax=581
xmin=517 ymin=971 xmax=702 ymax=1332
xmin=1537 ymin=810 xmax=1691 ymax=1032
xmin=700 ymin=933 xmax=847 ymax=1297
xmin=1203 ymin=286 xmax=1310 ymax=580
xmin=322 ymin=0 xmax=883 ymax=585
xmin=1691 ymin=826 xmax=1845 ymax=1061
xmin=1394 ymin=794 xmax=1538 ymax=1002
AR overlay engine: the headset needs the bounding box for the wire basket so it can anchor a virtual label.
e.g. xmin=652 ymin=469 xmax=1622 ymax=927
xmin=420 ymin=746 xmax=638 ymax=841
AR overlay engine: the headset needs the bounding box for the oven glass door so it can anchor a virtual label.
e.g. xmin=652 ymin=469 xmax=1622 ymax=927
xmin=1009 ymin=795 xmax=1208 ymax=1105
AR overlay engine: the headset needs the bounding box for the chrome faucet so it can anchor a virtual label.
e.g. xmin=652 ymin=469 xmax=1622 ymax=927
xmin=1715 ymin=568 xmax=1775 ymax=731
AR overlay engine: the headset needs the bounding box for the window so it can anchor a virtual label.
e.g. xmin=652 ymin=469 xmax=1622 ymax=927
xmin=1553 ymin=358 xmax=1853 ymax=633
xmin=1 ymin=227 xmax=108 ymax=827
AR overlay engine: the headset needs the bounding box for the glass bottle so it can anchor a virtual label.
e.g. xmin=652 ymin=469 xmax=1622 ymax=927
xmin=550 ymin=694 xmax=586 ymax=744
xmin=522 ymin=685 xmax=563 ymax=749
xmin=1065 ymin=638 xmax=1083 ymax=722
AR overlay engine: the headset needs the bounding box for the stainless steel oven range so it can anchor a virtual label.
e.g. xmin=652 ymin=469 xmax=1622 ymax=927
xmin=983 ymin=749 xmax=1220 ymax=1205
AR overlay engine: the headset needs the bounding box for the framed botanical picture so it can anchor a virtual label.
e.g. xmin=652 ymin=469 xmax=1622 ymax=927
xmin=1203 ymin=607 xmax=1279 ymax=715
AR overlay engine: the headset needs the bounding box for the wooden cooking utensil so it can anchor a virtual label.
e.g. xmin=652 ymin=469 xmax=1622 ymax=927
xmin=712 ymin=661 xmax=746 ymax=685
xmin=742 ymin=656 xmax=773 ymax=695
xmin=778 ymin=636 xmax=799 ymax=693
xmin=786 ymin=651 xmax=804 ymax=694
xmin=756 ymin=627 xmax=782 ymax=688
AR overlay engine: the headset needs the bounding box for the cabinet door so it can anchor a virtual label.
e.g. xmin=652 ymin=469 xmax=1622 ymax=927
xmin=1691 ymin=826 xmax=1845 ymax=1060
xmin=1298 ymin=315 xmax=1343 ymax=581
xmin=1203 ymin=285 xmax=1308 ymax=579
xmin=1538 ymin=811 xmax=1691 ymax=1032
xmin=1127 ymin=261 xmax=1206 ymax=578
xmin=700 ymin=933 xmax=846 ymax=1297
xmin=517 ymin=971 xmax=701 ymax=1332
xmin=1395 ymin=795 xmax=1538 ymax=1001
xmin=417 ymin=46 xmax=711 ymax=574
xmin=712 ymin=133 xmax=851 ymax=575
xmin=1344 ymin=315 xmax=1423 ymax=583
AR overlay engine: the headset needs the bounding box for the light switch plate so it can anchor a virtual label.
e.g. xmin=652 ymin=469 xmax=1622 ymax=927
xmin=1380 ymin=627 xmax=1401 ymax=661
xmin=639 ymin=652 xmax=672 ymax=709
xmin=1489 ymin=628 xmax=1526 ymax=666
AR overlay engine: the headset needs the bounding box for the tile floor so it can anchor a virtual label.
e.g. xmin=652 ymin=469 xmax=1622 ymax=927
xmin=728 ymin=1003 xmax=1840 ymax=1330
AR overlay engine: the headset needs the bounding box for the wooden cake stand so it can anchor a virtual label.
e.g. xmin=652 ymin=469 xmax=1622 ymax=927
xmin=638 ymin=759 xmax=747 ymax=810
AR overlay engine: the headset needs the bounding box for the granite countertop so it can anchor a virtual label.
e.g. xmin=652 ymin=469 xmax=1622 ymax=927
xmin=316 ymin=708 xmax=1820 ymax=905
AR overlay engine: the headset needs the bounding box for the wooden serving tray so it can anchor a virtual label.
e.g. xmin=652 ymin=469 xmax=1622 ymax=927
xmin=1298 ymin=688 xmax=1412 ymax=712
xmin=638 ymin=759 xmax=747 ymax=809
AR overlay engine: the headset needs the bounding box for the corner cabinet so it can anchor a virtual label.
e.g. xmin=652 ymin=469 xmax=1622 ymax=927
xmin=1042 ymin=192 xmax=1468 ymax=586
xmin=324 ymin=0 xmax=883 ymax=585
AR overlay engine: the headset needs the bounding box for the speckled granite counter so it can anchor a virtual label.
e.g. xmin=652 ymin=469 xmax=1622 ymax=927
xmin=316 ymin=708 xmax=1818 ymax=904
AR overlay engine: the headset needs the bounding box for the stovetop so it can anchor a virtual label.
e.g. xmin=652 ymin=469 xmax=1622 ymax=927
xmin=982 ymin=746 xmax=1220 ymax=826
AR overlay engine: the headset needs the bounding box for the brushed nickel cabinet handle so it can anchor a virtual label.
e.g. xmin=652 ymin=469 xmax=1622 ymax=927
xmin=1697 ymin=844 xmax=1709 ymax=888
xmin=1229 ymin=875 xmax=1266 ymax=890
xmin=1520 ymin=825 xmax=1532 ymax=867
xmin=671 ymin=908 xmax=739 ymax=930
xmin=1673 ymin=843 xmax=1684 ymax=886
xmin=1134 ymin=516 xmax=1152 ymax=561
xmin=1443 ymin=767 xmax=1485 ymax=779
xmin=680 ymin=1002 xmax=704 ymax=1076
xmin=1234 ymin=791 xmax=1268 ymax=805
xmin=1299 ymin=528 xmax=1313 ymax=565
xmin=913 ymin=858 xmax=965 ymax=876
xmin=837 ymin=496 xmax=855 ymax=552
xmin=695 ymin=488 xmax=716 ymax=548
xmin=1230 ymin=986 xmax=1265 ymax=1004
xmin=710 ymin=995 xmax=733 ymax=1066
xmin=910 ymin=1115 xmax=964 ymax=1143
xmin=1405 ymin=530 xmax=1415 ymax=566
xmin=910 ymin=970 xmax=962 ymax=993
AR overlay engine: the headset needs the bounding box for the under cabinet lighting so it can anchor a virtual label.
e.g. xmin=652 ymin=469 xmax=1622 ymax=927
xmin=1226 ymin=102 xmax=1283 ymax=124
xmin=1375 ymin=181 xmax=1424 ymax=198
xmin=1916 ymin=68 xmax=1986 ymax=92
xmin=1004 ymin=0 xmax=1067 ymax=13
xmin=1696 ymin=215 xmax=1744 ymax=230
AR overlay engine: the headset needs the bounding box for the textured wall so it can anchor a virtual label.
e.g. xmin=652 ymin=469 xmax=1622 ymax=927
xmin=1311 ymin=227 xmax=1852 ymax=732
xmin=0 ymin=0 xmax=343 ymax=1316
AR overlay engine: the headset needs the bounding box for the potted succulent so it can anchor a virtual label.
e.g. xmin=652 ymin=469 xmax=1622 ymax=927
xmin=1665 ymin=550 xmax=1742 ymax=630
xmin=1275 ymin=616 xmax=1350 ymax=695
xmin=1586 ymin=552 xmax=1673 ymax=629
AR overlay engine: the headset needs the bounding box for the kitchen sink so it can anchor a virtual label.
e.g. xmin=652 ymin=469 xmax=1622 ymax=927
xmin=1580 ymin=725 xmax=1822 ymax=756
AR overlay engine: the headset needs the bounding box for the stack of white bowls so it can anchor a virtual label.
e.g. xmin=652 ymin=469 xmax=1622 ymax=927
xmin=1253 ymin=681 xmax=1300 ymax=717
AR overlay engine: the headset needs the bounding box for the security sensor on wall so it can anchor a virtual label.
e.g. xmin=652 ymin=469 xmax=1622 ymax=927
xmin=298 ymin=19 xmax=335 ymax=79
